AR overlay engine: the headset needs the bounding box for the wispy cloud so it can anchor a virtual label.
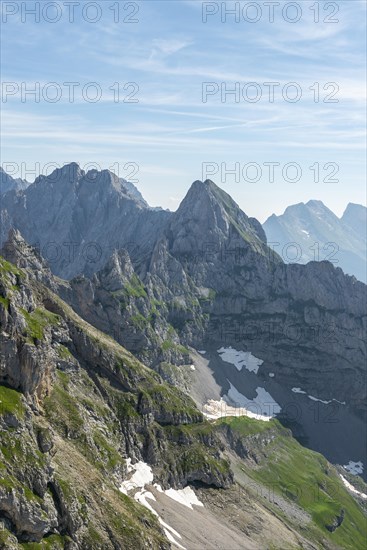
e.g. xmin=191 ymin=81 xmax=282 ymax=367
xmin=1 ymin=0 xmax=365 ymax=218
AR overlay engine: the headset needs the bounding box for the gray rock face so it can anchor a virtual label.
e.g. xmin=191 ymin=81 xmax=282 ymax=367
xmin=1 ymin=166 xmax=366 ymax=421
xmin=263 ymin=200 xmax=367 ymax=282
xmin=0 ymin=483 xmax=59 ymax=542
xmin=0 ymin=167 xmax=29 ymax=195
xmin=119 ymin=176 xmax=148 ymax=206
xmin=163 ymin=183 xmax=366 ymax=417
xmin=0 ymin=164 xmax=170 ymax=279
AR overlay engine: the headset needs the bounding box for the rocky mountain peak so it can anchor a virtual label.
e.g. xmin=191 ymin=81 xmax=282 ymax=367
xmin=282 ymin=202 xmax=308 ymax=216
xmin=275 ymin=200 xmax=340 ymax=226
xmin=264 ymin=199 xmax=367 ymax=282
xmin=344 ymin=202 xmax=366 ymax=214
xmin=84 ymin=168 xmax=119 ymax=189
xmin=2 ymin=228 xmax=46 ymax=272
xmin=306 ymin=199 xmax=326 ymax=209
xmin=119 ymin=177 xmax=148 ymax=206
xmin=168 ymin=178 xmax=268 ymax=258
xmin=33 ymin=162 xmax=85 ymax=188
xmin=177 ymin=179 xmax=214 ymax=207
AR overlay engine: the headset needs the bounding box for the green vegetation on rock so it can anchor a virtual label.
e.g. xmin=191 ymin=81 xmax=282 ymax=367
xmin=44 ymin=371 xmax=84 ymax=437
xmin=123 ymin=274 xmax=147 ymax=298
xmin=56 ymin=344 xmax=72 ymax=361
xmin=0 ymin=295 xmax=10 ymax=308
xmin=20 ymin=307 xmax=61 ymax=342
xmin=0 ymin=385 xmax=25 ymax=419
xmin=0 ymin=257 xmax=22 ymax=277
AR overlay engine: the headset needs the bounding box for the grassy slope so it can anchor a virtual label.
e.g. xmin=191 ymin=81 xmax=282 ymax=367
xmin=216 ymin=416 xmax=367 ymax=550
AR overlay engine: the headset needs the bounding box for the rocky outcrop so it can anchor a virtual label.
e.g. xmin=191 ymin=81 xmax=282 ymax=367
xmin=1 ymin=167 xmax=366 ymax=419
xmin=163 ymin=180 xmax=367 ymax=417
xmin=325 ymin=509 xmax=345 ymax=532
xmin=341 ymin=203 xmax=367 ymax=238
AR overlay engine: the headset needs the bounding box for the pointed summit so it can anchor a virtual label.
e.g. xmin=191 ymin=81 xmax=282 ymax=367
xmin=119 ymin=177 xmax=148 ymax=206
xmin=34 ymin=162 xmax=85 ymax=187
xmin=168 ymin=179 xmax=268 ymax=258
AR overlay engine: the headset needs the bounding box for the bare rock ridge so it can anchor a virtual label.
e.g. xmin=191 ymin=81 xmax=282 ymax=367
xmin=166 ymin=178 xmax=268 ymax=258
xmin=0 ymin=253 xmax=231 ymax=546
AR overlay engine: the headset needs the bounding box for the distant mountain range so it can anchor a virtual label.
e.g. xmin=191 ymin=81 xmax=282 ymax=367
xmin=2 ymin=165 xmax=364 ymax=281
xmin=263 ymin=200 xmax=366 ymax=283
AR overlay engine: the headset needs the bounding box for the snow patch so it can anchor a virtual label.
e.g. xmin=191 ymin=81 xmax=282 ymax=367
xmin=162 ymin=486 xmax=204 ymax=510
xmin=119 ymin=460 xmax=153 ymax=494
xmin=292 ymin=387 xmax=346 ymax=405
xmin=190 ymin=364 xmax=196 ymax=371
xmin=197 ymin=350 xmax=206 ymax=355
xmin=203 ymin=398 xmax=272 ymax=422
xmin=120 ymin=461 xmax=206 ymax=549
xmin=340 ymin=475 xmax=367 ymax=499
xmin=217 ymin=347 xmax=263 ymax=374
xmin=301 ymin=229 xmax=310 ymax=237
xmin=308 ymin=395 xmax=334 ymax=405
xmin=135 ymin=490 xmax=186 ymax=549
xmin=226 ymin=381 xmax=281 ymax=417
xmin=343 ymin=461 xmax=364 ymax=476
xmin=292 ymin=387 xmax=307 ymax=394
xmin=163 ymin=528 xmax=186 ymax=550
xmin=268 ymin=373 xmax=275 ymax=378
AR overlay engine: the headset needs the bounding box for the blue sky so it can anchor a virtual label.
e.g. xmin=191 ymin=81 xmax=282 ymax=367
xmin=1 ymin=0 xmax=366 ymax=221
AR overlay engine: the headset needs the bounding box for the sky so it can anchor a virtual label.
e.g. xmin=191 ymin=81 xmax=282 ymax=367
xmin=1 ymin=0 xmax=366 ymax=221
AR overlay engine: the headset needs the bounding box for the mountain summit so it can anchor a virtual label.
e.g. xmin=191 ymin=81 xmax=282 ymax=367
xmin=263 ymin=200 xmax=366 ymax=282
xmin=0 ymin=164 xmax=169 ymax=278
xmin=167 ymin=179 xmax=268 ymax=259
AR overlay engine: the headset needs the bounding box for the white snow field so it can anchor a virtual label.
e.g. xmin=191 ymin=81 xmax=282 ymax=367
xmin=217 ymin=347 xmax=263 ymax=374
xmin=119 ymin=460 xmax=204 ymax=549
xmin=225 ymin=381 xmax=281 ymax=417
